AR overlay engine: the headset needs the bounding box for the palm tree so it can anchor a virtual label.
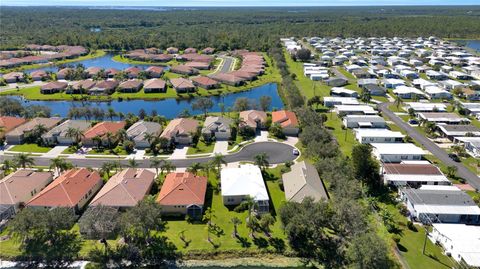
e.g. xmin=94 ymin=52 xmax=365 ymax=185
xmin=100 ymin=162 xmax=115 ymax=178
xmin=92 ymin=135 xmax=103 ymax=150
xmin=149 ymin=157 xmax=164 ymax=175
xmin=65 ymin=127 xmax=84 ymax=146
xmin=230 ymin=217 xmax=242 ymax=238
xmin=105 ymin=132 xmax=115 ymax=149
xmin=187 ymin=162 xmax=202 ymax=175
xmin=160 ymin=160 xmax=176 ymax=175
xmin=451 ymin=144 xmax=466 ymax=157
xmin=115 ymin=129 xmax=128 ymax=145
xmin=106 ymin=108 xmax=117 ymax=121
xmin=202 ymin=161 xmax=215 ymax=179
xmin=254 ymin=153 xmax=269 ymax=171
xmin=13 ymin=153 xmax=35 ymax=169
xmin=394 ymin=95 xmax=403 ymax=109
xmin=127 ymin=158 xmax=138 ymax=168
xmin=49 ymin=157 xmax=71 ymax=173
xmin=258 ymin=213 xmax=275 ymax=238
xmin=2 ymin=159 xmax=16 ymax=173
xmin=202 ymin=207 xmax=216 ymax=243
xmin=212 ymin=153 xmax=226 ymax=175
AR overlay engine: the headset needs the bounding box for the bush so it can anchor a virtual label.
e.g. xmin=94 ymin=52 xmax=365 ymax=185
xmin=407 ymin=221 xmax=417 ymax=232
xmin=392 ymin=234 xmax=401 ymax=244
xmin=396 ymin=203 xmax=409 ymax=217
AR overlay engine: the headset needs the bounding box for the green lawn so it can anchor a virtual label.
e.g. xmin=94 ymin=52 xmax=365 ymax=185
xmin=8 ymin=143 xmax=52 ymax=153
xmin=87 ymin=146 xmax=129 ymax=156
xmin=186 ymin=139 xmax=215 ymax=155
xmin=324 ymin=113 xmax=357 ymax=155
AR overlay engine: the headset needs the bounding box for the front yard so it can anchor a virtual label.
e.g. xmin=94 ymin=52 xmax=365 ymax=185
xmin=186 ymin=139 xmax=215 ymax=155
xmin=8 ymin=143 xmax=52 ymax=153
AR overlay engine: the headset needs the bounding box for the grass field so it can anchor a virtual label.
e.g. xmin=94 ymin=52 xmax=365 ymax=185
xmin=87 ymin=146 xmax=129 ymax=156
xmin=324 ymin=113 xmax=357 ymax=155
xmin=186 ymin=139 xmax=215 ymax=155
xmin=8 ymin=143 xmax=52 ymax=153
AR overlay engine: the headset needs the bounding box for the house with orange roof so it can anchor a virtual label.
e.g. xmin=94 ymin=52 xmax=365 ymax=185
xmin=192 ymin=76 xmax=219 ymax=89
xmin=160 ymin=118 xmax=198 ymax=145
xmin=26 ymin=168 xmax=103 ymax=214
xmin=5 ymin=117 xmax=61 ymax=144
xmin=89 ymin=169 xmax=155 ymax=209
xmin=239 ymin=110 xmax=267 ymax=130
xmin=0 ymin=170 xmax=53 ymax=220
xmin=156 ymin=172 xmax=207 ymax=218
xmin=272 ymin=110 xmax=299 ymax=136
xmin=0 ymin=116 xmax=27 ymax=139
xmin=82 ymin=121 xmax=126 ymax=147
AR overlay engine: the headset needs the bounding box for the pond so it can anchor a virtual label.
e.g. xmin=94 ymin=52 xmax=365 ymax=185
xmin=11 ymin=83 xmax=283 ymax=119
xmin=454 ymin=39 xmax=480 ymax=52
xmin=26 ymin=53 xmax=168 ymax=73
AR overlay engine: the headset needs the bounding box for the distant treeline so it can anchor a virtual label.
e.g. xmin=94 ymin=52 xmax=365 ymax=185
xmin=1 ymin=6 xmax=480 ymax=51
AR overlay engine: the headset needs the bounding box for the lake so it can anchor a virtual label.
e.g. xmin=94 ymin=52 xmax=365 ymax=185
xmin=455 ymin=39 xmax=480 ymax=52
xmin=11 ymin=83 xmax=283 ymax=119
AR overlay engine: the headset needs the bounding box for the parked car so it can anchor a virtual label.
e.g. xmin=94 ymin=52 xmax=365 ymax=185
xmin=292 ymin=149 xmax=300 ymax=156
xmin=408 ymin=119 xmax=419 ymax=125
xmin=448 ymin=153 xmax=461 ymax=162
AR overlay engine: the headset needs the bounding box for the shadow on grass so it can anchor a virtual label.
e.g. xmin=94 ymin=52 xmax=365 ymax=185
xmin=252 ymin=237 xmax=269 ymax=248
xmin=397 ymin=243 xmax=408 ymax=252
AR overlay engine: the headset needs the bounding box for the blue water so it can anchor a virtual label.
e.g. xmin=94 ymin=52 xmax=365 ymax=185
xmin=26 ymin=53 xmax=168 ymax=73
xmin=456 ymin=40 xmax=480 ymax=52
xmin=11 ymin=83 xmax=283 ymax=119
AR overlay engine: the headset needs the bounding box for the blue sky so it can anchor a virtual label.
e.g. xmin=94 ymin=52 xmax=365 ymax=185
xmin=2 ymin=0 xmax=480 ymax=6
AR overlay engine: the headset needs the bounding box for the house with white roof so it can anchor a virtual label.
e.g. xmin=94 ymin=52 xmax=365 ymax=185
xmin=393 ymin=86 xmax=425 ymax=99
xmin=383 ymin=78 xmax=406 ymax=89
xmin=343 ymin=115 xmax=386 ymax=128
xmin=437 ymin=125 xmax=480 ymax=140
xmin=400 ymin=186 xmax=480 ymax=224
xmin=323 ymin=97 xmax=359 ymax=107
xmin=354 ymin=129 xmax=404 ymax=144
xmin=426 ymin=70 xmax=448 ymax=80
xmin=412 ymin=78 xmax=437 ymax=90
xmin=454 ymin=137 xmax=480 ymax=158
xmin=417 ymin=112 xmax=470 ymax=125
xmin=334 ymin=105 xmax=377 ymax=116
xmin=371 ymin=143 xmax=425 ymax=163
xmin=404 ymin=102 xmax=447 ymax=112
xmin=439 ymin=79 xmax=464 ymax=91
xmin=460 ymin=102 xmax=480 ymax=118
xmin=430 ymin=224 xmax=480 ymax=268
xmin=424 ymin=86 xmax=452 ymax=100
xmin=221 ymin=164 xmax=269 ymax=213
xmin=330 ymin=87 xmax=359 ymax=98
xmin=381 ymin=163 xmax=450 ymax=187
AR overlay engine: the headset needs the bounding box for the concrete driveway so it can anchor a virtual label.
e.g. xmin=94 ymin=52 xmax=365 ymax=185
xmin=213 ymin=140 xmax=229 ymax=154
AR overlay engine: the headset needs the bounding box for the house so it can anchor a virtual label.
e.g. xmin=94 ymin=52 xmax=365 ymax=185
xmin=413 ymin=78 xmax=437 ymax=90
xmin=30 ymin=70 xmax=48 ymax=81
xmin=453 ymin=137 xmax=480 ymax=158
xmin=449 ymin=71 xmax=471 ymax=80
xmin=326 ymin=77 xmax=348 ymax=87
xmin=143 ymin=79 xmax=166 ymax=93
xmin=400 ymin=186 xmax=480 ymax=224
xmin=381 ymin=163 xmax=450 ymax=187
xmin=354 ymin=129 xmax=404 ymax=144
xmin=124 ymin=67 xmax=142 ymax=79
xmin=156 ymin=172 xmax=207 ymax=219
xmin=439 ymin=79 xmax=464 ymax=91
xmin=460 ymin=102 xmax=480 ymax=118
xmin=282 ymin=161 xmax=328 ymax=203
xmin=430 ymin=224 xmax=480 ymax=268
xmin=437 ymin=125 xmax=480 ymax=140
xmin=67 ymin=80 xmax=96 ymax=94
xmin=105 ymin=68 xmax=120 ymax=78
xmin=42 ymin=120 xmax=91 ymax=145
xmin=334 ymin=105 xmax=377 ymax=116
xmin=118 ymin=80 xmax=143 ymax=93
xmin=160 ymin=118 xmax=198 ymax=145
xmin=426 ymin=70 xmax=448 ymax=80
xmin=202 ymin=47 xmax=215 ymax=54
xmin=330 ymin=87 xmax=359 ymax=97
xmin=0 ymin=170 xmax=53 ymax=220
xmin=424 ymin=86 xmax=452 ymax=100
xmin=40 ymin=81 xmax=68 ymax=94
xmin=209 ymin=73 xmax=245 ymax=86
xmin=323 ymin=97 xmax=359 ymax=107
xmin=145 ymin=66 xmax=164 ymax=78
xmin=185 ymin=61 xmax=211 ymax=70
xmin=191 ymin=76 xmax=220 ymax=89
xmin=166 ymin=47 xmax=179 ymax=54
xmin=271 ymin=110 xmax=299 ymax=136
xmin=89 ymin=169 xmax=155 ymax=208
xmin=417 ymin=113 xmax=470 ymax=125
xmin=357 ymin=78 xmax=378 ymax=88
xmin=5 ymin=117 xmax=61 ymax=144
xmin=0 ymin=116 xmax=27 ymax=139
xmin=89 ymin=80 xmax=119 ymax=95
xmin=170 ymin=78 xmax=196 ymax=93
xmin=383 ymin=78 xmax=405 ymax=89
xmin=126 ymin=120 xmax=162 ymax=148
xmin=393 ymin=86 xmax=425 ymax=99
xmin=170 ymin=65 xmax=199 ymax=76
xmin=56 ymin=68 xmax=73 ymax=80
xmin=202 ymin=116 xmax=232 ymax=140
xmin=462 ymin=88 xmax=480 ymax=101
xmin=221 ymin=164 xmax=269 ymax=213
xmin=363 ymin=84 xmax=387 ymax=96
xmin=343 ymin=115 xmax=386 ymax=128
xmin=371 ymin=143 xmax=425 ymax=163
xmin=2 ymin=72 xmax=24 ymax=83
xmin=404 ymin=102 xmax=447 ymax=112
xmin=26 ymin=168 xmax=103 ymax=214
xmin=82 ymin=121 xmax=126 ymax=147
xmin=85 ymin=67 xmax=102 ymax=78
xmin=239 ymin=110 xmax=267 ymax=130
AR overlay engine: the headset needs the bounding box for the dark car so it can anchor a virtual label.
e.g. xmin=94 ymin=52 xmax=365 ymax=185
xmin=448 ymin=153 xmax=461 ymax=162
xmin=408 ymin=119 xmax=419 ymax=125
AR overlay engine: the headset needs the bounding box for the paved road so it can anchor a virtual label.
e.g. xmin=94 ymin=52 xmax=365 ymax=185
xmin=378 ymin=102 xmax=480 ymax=190
xmin=1 ymin=141 xmax=296 ymax=169
xmin=217 ymin=56 xmax=235 ymax=73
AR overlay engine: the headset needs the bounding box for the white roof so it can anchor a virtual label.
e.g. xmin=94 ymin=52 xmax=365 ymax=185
xmin=334 ymin=105 xmax=376 ymax=113
xmin=354 ymin=128 xmax=404 ymax=138
xmin=432 ymin=224 xmax=480 ymax=267
xmin=385 ymin=174 xmax=449 ymax=183
xmin=331 ymin=87 xmax=357 ymax=95
xmin=416 ymin=204 xmax=480 ymax=215
xmin=405 ymin=102 xmax=447 ymax=111
xmin=393 ymin=86 xmax=424 ymax=95
xmin=419 ymin=185 xmax=459 ymax=191
xmin=221 ymin=164 xmax=269 ymax=201
xmin=323 ymin=97 xmax=359 ymax=105
xmin=425 ymin=86 xmax=450 ymax=95
xmin=371 ymin=143 xmax=425 ymax=155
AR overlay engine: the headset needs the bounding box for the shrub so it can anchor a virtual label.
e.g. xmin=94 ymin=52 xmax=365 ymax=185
xmin=407 ymin=221 xmax=417 ymax=232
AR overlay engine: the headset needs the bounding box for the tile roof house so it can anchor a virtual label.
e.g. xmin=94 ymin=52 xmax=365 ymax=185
xmin=56 ymin=68 xmax=73 ymax=80
xmin=67 ymin=80 xmax=97 ymax=94
xmin=118 ymin=79 xmax=143 ymax=93
xmin=30 ymin=70 xmax=48 ymax=81
xmin=89 ymin=168 xmax=155 ymax=208
xmin=26 ymin=168 xmax=103 ymax=214
xmin=40 ymin=81 xmax=68 ymax=94
xmin=0 ymin=170 xmax=53 ymax=220
xmin=202 ymin=47 xmax=215 ymax=54
xmin=170 ymin=65 xmax=199 ymax=76
xmin=156 ymin=172 xmax=207 ymax=219
xmin=0 ymin=116 xmax=27 ymax=139
xmin=282 ymin=161 xmax=329 ymax=203
xmin=126 ymin=120 xmax=162 ymax=148
xmin=185 ymin=61 xmax=210 ymax=70
xmin=184 ymin=47 xmax=197 ymax=54
xmin=145 ymin=66 xmax=164 ymax=78
xmin=221 ymin=164 xmax=269 ymax=213
xmin=5 ymin=117 xmax=61 ymax=144
xmin=160 ymin=118 xmax=198 ymax=145
xmin=2 ymin=72 xmax=24 ymax=83
xmin=201 ymin=116 xmax=232 ymax=140
xmin=272 ymin=110 xmax=299 ymax=136
xmin=382 ymin=163 xmax=450 ymax=187
xmin=209 ymin=73 xmax=245 ymax=86
xmin=82 ymin=121 xmax=126 ymax=147
xmin=191 ymin=76 xmax=220 ymax=89
xmin=170 ymin=78 xmax=196 ymax=93
xmin=42 ymin=120 xmax=91 ymax=145
xmin=166 ymin=47 xmax=179 ymax=54
xmin=143 ymin=79 xmax=167 ymax=93
xmin=89 ymin=80 xmax=119 ymax=95
xmin=124 ymin=67 xmax=142 ymax=79
xmin=239 ymin=110 xmax=267 ymax=129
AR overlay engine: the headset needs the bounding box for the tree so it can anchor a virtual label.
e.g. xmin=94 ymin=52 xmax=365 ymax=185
xmin=233 ymin=97 xmax=251 ymax=112
xmin=160 ymin=160 xmax=175 ymax=175
xmin=106 ymin=107 xmax=117 ymax=121
xmin=65 ymin=127 xmax=84 ymax=146
xmin=202 ymin=207 xmax=216 ymax=243
xmin=258 ymin=213 xmax=275 ymax=238
xmin=351 ymin=144 xmax=381 ymax=190
xmin=295 ymin=48 xmax=311 ymax=62
xmin=2 ymin=159 xmax=16 ymax=173
xmin=360 ymin=89 xmax=371 ymax=104
xmin=191 ymin=97 xmax=214 ymax=117
xmin=79 ymin=206 xmax=120 ymax=240
xmin=394 ymin=95 xmax=403 ymax=108
xmin=446 ymin=165 xmax=457 ymax=178
xmin=269 ymin=123 xmax=285 ymax=139
xmin=92 ymin=135 xmax=103 ymax=150
xmin=347 ymin=232 xmax=391 ymax=269
xmin=254 ymin=152 xmax=269 ymax=171
xmin=451 ymin=144 xmax=466 ymax=157
xmin=127 ymin=158 xmax=139 ymax=168
xmin=230 ymin=217 xmax=242 ymax=238
xmin=259 ymin=95 xmax=272 ymax=111
xmin=187 ymin=162 xmax=202 ymax=175
xmin=49 ymin=157 xmax=73 ymax=173
xmin=149 ymin=157 xmax=164 ymax=175
xmin=13 ymin=153 xmax=35 ymax=169
xmin=212 ymin=153 xmax=226 ymax=175
xmin=100 ymin=161 xmax=116 ymax=178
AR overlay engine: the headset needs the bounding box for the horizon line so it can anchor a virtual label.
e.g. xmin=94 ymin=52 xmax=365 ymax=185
xmin=2 ymin=4 xmax=480 ymax=7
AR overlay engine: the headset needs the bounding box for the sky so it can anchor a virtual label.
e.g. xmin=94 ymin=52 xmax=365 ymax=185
xmin=2 ymin=0 xmax=480 ymax=6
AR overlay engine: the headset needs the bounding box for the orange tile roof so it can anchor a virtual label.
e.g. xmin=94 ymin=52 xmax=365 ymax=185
xmin=0 ymin=116 xmax=27 ymax=135
xmin=156 ymin=172 xmax=207 ymax=206
xmin=83 ymin=121 xmax=125 ymax=139
xmin=272 ymin=110 xmax=299 ymax=128
xmin=26 ymin=168 xmax=102 ymax=208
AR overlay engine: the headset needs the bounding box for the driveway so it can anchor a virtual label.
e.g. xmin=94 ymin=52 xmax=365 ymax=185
xmin=170 ymin=146 xmax=189 ymax=159
xmin=378 ymin=102 xmax=480 ymax=190
xmin=255 ymin=131 xmax=269 ymax=142
xmin=0 ymin=142 xmax=297 ymax=169
xmin=213 ymin=140 xmax=228 ymax=154
xmin=43 ymin=146 xmax=68 ymax=158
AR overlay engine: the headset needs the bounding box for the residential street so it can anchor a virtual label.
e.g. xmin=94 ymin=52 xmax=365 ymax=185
xmin=378 ymin=102 xmax=480 ymax=190
xmin=215 ymin=56 xmax=235 ymax=74
xmin=0 ymin=141 xmax=297 ymax=169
